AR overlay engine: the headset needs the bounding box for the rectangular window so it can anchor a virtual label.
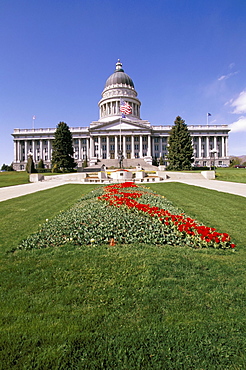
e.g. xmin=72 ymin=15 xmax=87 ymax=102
xmin=126 ymin=136 xmax=131 ymax=142
xmin=74 ymin=139 xmax=79 ymax=145
xmin=162 ymin=137 xmax=167 ymax=143
xmin=134 ymin=137 xmax=139 ymax=142
xmin=154 ymin=145 xmax=159 ymax=151
xmin=134 ymin=144 xmax=139 ymax=150
xmin=154 ymin=138 xmax=159 ymax=143
xmin=110 ymin=145 xmax=115 ymax=151
xmin=82 ymin=139 xmax=87 ymax=144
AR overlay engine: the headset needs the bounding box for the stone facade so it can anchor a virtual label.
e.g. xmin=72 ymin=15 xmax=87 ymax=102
xmin=12 ymin=60 xmax=230 ymax=170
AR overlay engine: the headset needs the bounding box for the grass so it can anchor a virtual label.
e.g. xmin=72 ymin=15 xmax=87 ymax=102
xmin=215 ymin=167 xmax=246 ymax=183
xmin=0 ymin=171 xmax=29 ymax=187
xmin=0 ymin=183 xmax=246 ymax=369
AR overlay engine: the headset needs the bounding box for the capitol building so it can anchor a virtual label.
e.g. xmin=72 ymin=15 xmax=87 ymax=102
xmin=12 ymin=60 xmax=230 ymax=170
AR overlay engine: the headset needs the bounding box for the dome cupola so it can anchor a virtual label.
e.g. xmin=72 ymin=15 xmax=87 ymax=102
xmin=104 ymin=59 xmax=135 ymax=89
xmin=98 ymin=60 xmax=141 ymax=122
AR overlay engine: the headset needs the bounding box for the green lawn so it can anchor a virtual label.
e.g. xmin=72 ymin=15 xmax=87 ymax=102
xmin=0 ymin=171 xmax=30 ymax=187
xmin=215 ymin=167 xmax=246 ymax=183
xmin=0 ymin=184 xmax=245 ymax=369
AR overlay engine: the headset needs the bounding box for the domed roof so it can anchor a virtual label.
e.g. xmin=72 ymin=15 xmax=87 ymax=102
xmin=105 ymin=60 xmax=134 ymax=89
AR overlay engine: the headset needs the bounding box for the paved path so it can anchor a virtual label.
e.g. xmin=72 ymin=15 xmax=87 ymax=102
xmin=0 ymin=181 xmax=67 ymax=202
xmin=0 ymin=179 xmax=246 ymax=202
xmin=166 ymin=179 xmax=246 ymax=198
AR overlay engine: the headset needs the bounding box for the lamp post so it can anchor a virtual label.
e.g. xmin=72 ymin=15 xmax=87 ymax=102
xmin=210 ymin=148 xmax=218 ymax=170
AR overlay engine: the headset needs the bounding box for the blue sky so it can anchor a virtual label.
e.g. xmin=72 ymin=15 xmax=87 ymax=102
xmin=1 ymin=0 xmax=246 ymax=165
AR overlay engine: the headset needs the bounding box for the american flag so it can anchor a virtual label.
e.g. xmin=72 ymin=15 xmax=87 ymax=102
xmin=207 ymin=113 xmax=212 ymax=116
xmin=120 ymin=99 xmax=132 ymax=115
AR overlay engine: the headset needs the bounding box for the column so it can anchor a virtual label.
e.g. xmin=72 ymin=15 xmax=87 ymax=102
xmin=221 ymin=137 xmax=225 ymax=157
xmin=152 ymin=137 xmax=155 ymax=157
xmin=24 ymin=140 xmax=28 ymax=161
xmin=213 ymin=137 xmax=217 ymax=158
xmin=206 ymin=136 xmax=209 ymax=158
xmin=198 ymin=137 xmax=202 ymax=158
xmin=16 ymin=141 xmax=20 ymax=162
xmin=48 ymin=139 xmax=51 ymax=161
xmin=86 ymin=138 xmax=89 ymax=159
xmin=115 ymin=136 xmax=118 ymax=158
xmin=78 ymin=139 xmax=82 ymax=160
xmin=14 ymin=141 xmax=17 ymax=162
xmin=147 ymin=135 xmax=151 ymax=157
xmin=225 ymin=137 xmax=228 ymax=157
xmin=98 ymin=136 xmax=101 ymax=159
xmin=131 ymin=135 xmax=134 ymax=158
xmin=106 ymin=136 xmax=110 ymax=159
xmin=123 ymin=136 xmax=126 ymax=158
xmin=32 ymin=140 xmax=35 ymax=161
xmin=139 ymin=135 xmax=143 ymax=158
xmin=90 ymin=137 xmax=94 ymax=158
xmin=40 ymin=140 xmax=43 ymax=160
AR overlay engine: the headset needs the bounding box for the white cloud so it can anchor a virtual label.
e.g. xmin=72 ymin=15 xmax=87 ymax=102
xmin=229 ymin=116 xmax=246 ymax=132
xmin=230 ymin=90 xmax=246 ymax=114
xmin=218 ymin=71 xmax=238 ymax=81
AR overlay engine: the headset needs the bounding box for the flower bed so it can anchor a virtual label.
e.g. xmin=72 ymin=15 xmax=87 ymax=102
xmin=16 ymin=182 xmax=235 ymax=251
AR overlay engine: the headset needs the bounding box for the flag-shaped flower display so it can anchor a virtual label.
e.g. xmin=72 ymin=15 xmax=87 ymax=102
xmin=120 ymin=99 xmax=132 ymax=115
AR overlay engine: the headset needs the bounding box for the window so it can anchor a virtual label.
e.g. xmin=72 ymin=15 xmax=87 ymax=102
xmin=134 ymin=144 xmax=139 ymax=150
xmin=102 ymin=144 xmax=106 ymax=151
xmin=135 ymin=137 xmax=139 ymax=142
xmin=143 ymin=136 xmax=147 ymax=142
xmin=126 ymin=144 xmax=131 ymax=150
xmin=162 ymin=137 xmax=167 ymax=143
xmin=110 ymin=137 xmax=115 ymax=143
xmin=82 ymin=139 xmax=87 ymax=144
xmin=154 ymin=145 xmax=159 ymax=151
xmin=74 ymin=139 xmax=79 ymax=145
xmin=154 ymin=138 xmax=159 ymax=143
xmin=101 ymin=137 xmax=106 ymax=143
xmin=126 ymin=136 xmax=131 ymax=142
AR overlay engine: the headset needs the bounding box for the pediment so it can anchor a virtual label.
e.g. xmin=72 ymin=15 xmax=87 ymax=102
xmin=90 ymin=118 xmax=151 ymax=132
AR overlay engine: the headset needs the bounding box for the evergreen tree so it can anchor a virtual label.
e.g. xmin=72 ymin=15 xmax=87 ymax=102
xmin=167 ymin=116 xmax=194 ymax=170
xmin=26 ymin=155 xmax=36 ymax=173
xmin=51 ymin=122 xmax=76 ymax=172
xmin=37 ymin=159 xmax=45 ymax=172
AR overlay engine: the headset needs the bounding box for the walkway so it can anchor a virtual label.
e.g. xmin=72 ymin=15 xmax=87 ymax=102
xmin=0 ymin=178 xmax=245 ymax=202
xmin=166 ymin=178 xmax=246 ymax=198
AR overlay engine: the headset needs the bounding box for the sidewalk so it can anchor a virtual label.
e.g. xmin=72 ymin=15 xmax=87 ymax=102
xmin=0 ymin=181 xmax=67 ymax=202
xmin=0 ymin=178 xmax=246 ymax=203
xmin=166 ymin=179 xmax=246 ymax=198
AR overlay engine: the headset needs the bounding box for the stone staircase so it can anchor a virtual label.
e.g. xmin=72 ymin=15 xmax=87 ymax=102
xmin=89 ymin=158 xmax=158 ymax=170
